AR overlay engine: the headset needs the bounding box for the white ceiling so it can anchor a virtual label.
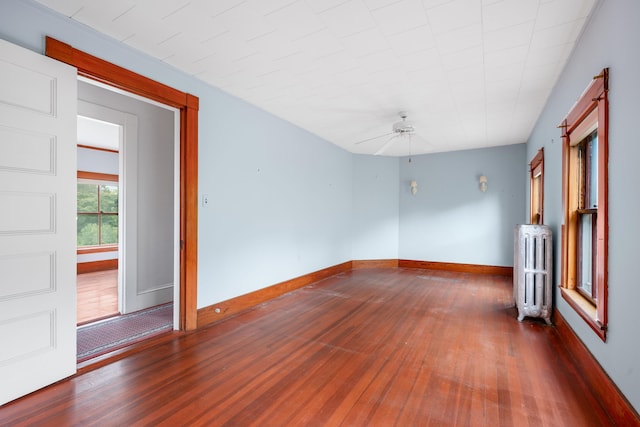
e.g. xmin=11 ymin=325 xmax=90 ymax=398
xmin=36 ymin=0 xmax=597 ymax=156
xmin=77 ymin=115 xmax=120 ymax=151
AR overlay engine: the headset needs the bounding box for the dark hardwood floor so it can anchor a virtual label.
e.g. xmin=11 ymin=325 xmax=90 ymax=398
xmin=1 ymin=268 xmax=615 ymax=426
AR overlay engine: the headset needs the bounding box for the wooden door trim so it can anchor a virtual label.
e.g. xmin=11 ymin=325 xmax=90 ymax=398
xmin=46 ymin=37 xmax=199 ymax=331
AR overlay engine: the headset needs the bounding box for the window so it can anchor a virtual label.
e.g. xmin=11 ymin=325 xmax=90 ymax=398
xmin=559 ymin=68 xmax=609 ymax=341
xmin=77 ymin=172 xmax=119 ymax=249
xmin=529 ymin=148 xmax=544 ymax=224
xmin=577 ymin=131 xmax=598 ymax=302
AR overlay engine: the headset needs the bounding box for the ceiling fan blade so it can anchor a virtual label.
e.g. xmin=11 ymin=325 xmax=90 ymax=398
xmin=355 ymin=132 xmax=394 ymax=145
xmin=374 ymin=135 xmax=399 ymax=155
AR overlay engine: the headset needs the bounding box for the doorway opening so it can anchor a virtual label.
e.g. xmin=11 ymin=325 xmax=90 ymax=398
xmin=76 ymin=115 xmax=120 ymax=324
xmin=75 ymin=80 xmax=178 ymax=361
xmin=46 ymin=36 xmax=199 ymax=333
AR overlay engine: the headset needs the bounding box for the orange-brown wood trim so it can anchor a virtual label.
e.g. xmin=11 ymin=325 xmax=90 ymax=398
xmin=47 ymin=36 xmax=199 ymax=331
xmin=197 ymin=261 xmax=353 ymax=328
xmin=398 ymin=259 xmax=513 ymax=276
xmin=561 ymin=122 xmax=569 ymax=289
xmin=560 ymin=288 xmax=606 ymax=340
xmin=530 ymin=148 xmax=544 ymax=171
xmin=563 ymin=69 xmax=608 ymax=131
xmin=77 ymin=144 xmax=118 ymax=154
xmin=529 ymin=148 xmax=544 ymax=224
xmin=77 ymin=171 xmax=118 ymax=182
xmin=554 ymin=309 xmax=640 ymax=425
xmin=352 ymin=259 xmax=399 ymax=269
xmin=77 ymin=259 xmax=118 ymax=274
xmin=595 ymin=89 xmax=609 ymax=330
xmin=77 ymin=245 xmax=118 ymax=255
xmin=46 ymin=37 xmax=187 ymax=108
xmin=181 ymin=93 xmax=199 ymax=331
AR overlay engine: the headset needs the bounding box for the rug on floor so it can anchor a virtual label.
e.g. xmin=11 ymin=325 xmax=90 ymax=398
xmin=77 ymin=303 xmax=173 ymax=362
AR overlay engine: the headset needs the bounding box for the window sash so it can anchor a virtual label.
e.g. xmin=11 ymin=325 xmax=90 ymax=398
xmin=577 ymin=212 xmax=597 ymax=302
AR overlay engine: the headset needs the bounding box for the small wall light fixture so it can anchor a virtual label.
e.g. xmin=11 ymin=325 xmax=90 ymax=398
xmin=479 ymin=175 xmax=488 ymax=192
xmin=410 ymin=180 xmax=418 ymax=195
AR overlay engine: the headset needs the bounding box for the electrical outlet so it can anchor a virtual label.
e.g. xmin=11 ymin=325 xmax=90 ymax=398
xmin=202 ymin=194 xmax=209 ymax=207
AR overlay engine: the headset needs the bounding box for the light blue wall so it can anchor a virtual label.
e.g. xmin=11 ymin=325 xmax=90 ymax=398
xmin=527 ymin=0 xmax=640 ymax=412
xmin=0 ymin=0 xmax=354 ymax=308
xmin=201 ymin=102 xmax=354 ymax=302
xmin=2 ymin=2 xmax=526 ymax=315
xmin=77 ymin=148 xmax=118 ymax=175
xmin=351 ymin=155 xmax=399 ymax=260
xmin=399 ymin=145 xmax=526 ymax=266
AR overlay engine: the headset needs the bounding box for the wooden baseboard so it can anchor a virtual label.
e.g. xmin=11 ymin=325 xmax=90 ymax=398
xmin=398 ymin=259 xmax=513 ymax=277
xmin=352 ymin=259 xmax=399 ymax=269
xmin=197 ymin=261 xmax=353 ymax=328
xmin=554 ymin=310 xmax=640 ymax=425
xmin=77 ymin=259 xmax=118 ymax=274
xmin=198 ymin=259 xmax=513 ymax=328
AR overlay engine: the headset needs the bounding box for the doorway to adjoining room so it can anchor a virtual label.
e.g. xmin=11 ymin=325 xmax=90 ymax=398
xmin=75 ymin=80 xmax=177 ymax=362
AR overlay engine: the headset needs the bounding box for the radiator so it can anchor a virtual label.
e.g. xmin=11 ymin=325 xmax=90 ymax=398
xmin=514 ymin=224 xmax=553 ymax=325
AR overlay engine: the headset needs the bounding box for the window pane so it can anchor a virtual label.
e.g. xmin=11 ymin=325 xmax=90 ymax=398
xmin=100 ymin=184 xmax=118 ymax=213
xmin=101 ymin=215 xmax=118 ymax=245
xmin=579 ymin=214 xmax=593 ymax=297
xmin=77 ymin=183 xmax=98 ymax=213
xmin=78 ymin=214 xmax=99 ymax=246
xmin=589 ymin=134 xmax=598 ymax=208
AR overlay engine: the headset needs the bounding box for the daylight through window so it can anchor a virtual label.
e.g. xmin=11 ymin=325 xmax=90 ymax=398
xmin=77 ymin=181 xmax=118 ymax=247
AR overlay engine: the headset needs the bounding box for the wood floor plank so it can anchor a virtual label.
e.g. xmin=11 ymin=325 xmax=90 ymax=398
xmin=1 ymin=268 xmax=621 ymax=426
xmin=77 ymin=270 xmax=118 ymax=324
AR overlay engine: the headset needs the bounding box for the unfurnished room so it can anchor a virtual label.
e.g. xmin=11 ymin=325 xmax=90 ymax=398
xmin=0 ymin=0 xmax=639 ymax=425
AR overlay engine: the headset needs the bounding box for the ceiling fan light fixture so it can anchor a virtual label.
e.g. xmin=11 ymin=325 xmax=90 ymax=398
xmin=355 ymin=110 xmax=427 ymax=156
xmin=392 ymin=120 xmax=415 ymax=134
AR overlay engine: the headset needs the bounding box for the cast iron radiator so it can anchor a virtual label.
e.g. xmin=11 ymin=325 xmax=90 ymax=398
xmin=513 ymin=224 xmax=553 ymax=325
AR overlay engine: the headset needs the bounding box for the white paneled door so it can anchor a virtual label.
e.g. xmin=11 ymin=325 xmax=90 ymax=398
xmin=0 ymin=39 xmax=77 ymax=405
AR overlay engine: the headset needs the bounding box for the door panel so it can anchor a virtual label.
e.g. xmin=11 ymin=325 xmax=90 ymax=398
xmin=0 ymin=38 xmax=77 ymax=405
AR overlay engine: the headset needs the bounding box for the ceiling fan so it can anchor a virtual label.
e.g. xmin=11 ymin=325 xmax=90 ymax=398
xmin=355 ymin=111 xmax=426 ymax=156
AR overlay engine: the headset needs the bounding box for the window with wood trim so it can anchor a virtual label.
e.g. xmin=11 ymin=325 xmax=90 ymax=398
xmin=560 ymin=68 xmax=608 ymax=341
xmin=577 ymin=131 xmax=598 ymax=302
xmin=530 ymin=148 xmax=544 ymax=224
xmin=77 ymin=171 xmax=119 ymax=249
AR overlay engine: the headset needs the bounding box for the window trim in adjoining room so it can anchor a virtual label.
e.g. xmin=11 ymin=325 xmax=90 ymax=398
xmin=529 ymin=148 xmax=544 ymax=224
xmin=76 ymin=170 xmax=119 ymax=255
xmin=559 ymin=68 xmax=609 ymax=341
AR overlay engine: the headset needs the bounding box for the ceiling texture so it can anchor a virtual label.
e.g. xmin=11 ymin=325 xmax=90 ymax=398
xmin=36 ymin=0 xmax=597 ymax=156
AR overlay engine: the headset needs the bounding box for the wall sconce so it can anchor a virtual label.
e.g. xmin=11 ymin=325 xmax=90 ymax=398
xmin=479 ymin=175 xmax=488 ymax=192
xmin=410 ymin=180 xmax=418 ymax=195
